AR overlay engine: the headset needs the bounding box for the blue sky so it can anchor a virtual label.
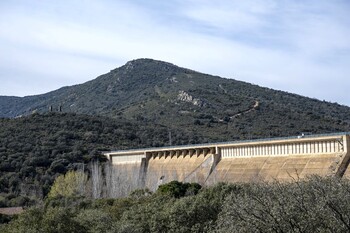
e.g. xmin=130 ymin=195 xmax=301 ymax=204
xmin=1 ymin=0 xmax=350 ymax=106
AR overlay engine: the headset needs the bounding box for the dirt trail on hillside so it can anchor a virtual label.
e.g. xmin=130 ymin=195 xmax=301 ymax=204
xmin=230 ymin=100 xmax=259 ymax=119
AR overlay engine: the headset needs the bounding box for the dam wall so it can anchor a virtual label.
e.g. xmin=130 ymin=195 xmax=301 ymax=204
xmin=211 ymin=135 xmax=349 ymax=183
xmin=104 ymin=133 xmax=350 ymax=191
xmin=340 ymin=134 xmax=350 ymax=179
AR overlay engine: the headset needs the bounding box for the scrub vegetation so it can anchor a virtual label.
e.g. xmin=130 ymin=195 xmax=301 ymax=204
xmin=1 ymin=177 xmax=350 ymax=233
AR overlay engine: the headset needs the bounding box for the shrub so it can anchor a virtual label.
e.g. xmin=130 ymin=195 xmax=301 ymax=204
xmin=157 ymin=181 xmax=201 ymax=198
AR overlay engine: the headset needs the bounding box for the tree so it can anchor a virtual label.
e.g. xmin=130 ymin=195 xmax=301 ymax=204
xmin=48 ymin=171 xmax=87 ymax=198
xmin=157 ymin=181 xmax=201 ymax=198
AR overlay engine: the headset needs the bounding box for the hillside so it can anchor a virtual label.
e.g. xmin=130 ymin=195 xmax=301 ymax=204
xmin=0 ymin=112 xmax=206 ymax=207
xmin=1 ymin=59 xmax=350 ymax=206
xmin=1 ymin=58 xmax=350 ymax=140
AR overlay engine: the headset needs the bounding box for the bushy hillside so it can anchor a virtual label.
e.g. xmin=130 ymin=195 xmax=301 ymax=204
xmin=0 ymin=112 xmax=203 ymax=207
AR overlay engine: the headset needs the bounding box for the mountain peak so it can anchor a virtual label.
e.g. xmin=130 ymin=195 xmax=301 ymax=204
xmin=125 ymin=58 xmax=177 ymax=67
xmin=116 ymin=58 xmax=185 ymax=74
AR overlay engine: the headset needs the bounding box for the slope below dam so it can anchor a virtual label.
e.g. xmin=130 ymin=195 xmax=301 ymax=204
xmin=104 ymin=132 xmax=350 ymax=191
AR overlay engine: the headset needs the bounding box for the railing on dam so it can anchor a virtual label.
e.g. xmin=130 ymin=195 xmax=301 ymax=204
xmin=221 ymin=139 xmax=344 ymax=158
xmin=106 ymin=132 xmax=350 ymax=155
xmin=105 ymin=132 xmax=349 ymax=163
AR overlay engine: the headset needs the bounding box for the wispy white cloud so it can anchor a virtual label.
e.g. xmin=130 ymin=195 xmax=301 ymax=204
xmin=180 ymin=0 xmax=275 ymax=32
xmin=0 ymin=0 xmax=349 ymax=106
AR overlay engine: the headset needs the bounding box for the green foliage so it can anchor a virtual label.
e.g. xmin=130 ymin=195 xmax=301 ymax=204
xmin=0 ymin=207 xmax=85 ymax=233
xmin=129 ymin=188 xmax=152 ymax=199
xmin=157 ymin=180 xmax=202 ymax=198
xmin=41 ymin=207 xmax=85 ymax=233
xmin=215 ymin=177 xmax=350 ymax=232
xmin=0 ymin=208 xmax=44 ymax=233
xmin=73 ymin=209 xmax=113 ymax=233
xmin=1 ymin=178 xmax=350 ymax=232
xmin=48 ymin=171 xmax=87 ymax=199
xmin=0 ymin=214 xmax=13 ymax=224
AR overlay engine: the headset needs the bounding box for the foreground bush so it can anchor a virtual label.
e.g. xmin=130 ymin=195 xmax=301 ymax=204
xmin=157 ymin=180 xmax=202 ymax=198
xmin=215 ymin=177 xmax=350 ymax=233
xmin=1 ymin=177 xmax=350 ymax=233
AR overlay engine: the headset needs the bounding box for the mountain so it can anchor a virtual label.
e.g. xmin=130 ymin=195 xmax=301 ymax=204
xmin=1 ymin=58 xmax=350 ymax=207
xmin=1 ymin=58 xmax=350 ymax=140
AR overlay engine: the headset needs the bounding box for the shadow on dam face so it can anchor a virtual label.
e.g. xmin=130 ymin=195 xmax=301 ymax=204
xmin=102 ymin=133 xmax=350 ymax=196
xmin=92 ymin=152 xmax=219 ymax=198
xmin=145 ymin=153 xmax=215 ymax=191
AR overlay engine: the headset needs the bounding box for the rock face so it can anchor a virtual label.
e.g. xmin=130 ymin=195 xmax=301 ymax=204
xmin=177 ymin=91 xmax=207 ymax=107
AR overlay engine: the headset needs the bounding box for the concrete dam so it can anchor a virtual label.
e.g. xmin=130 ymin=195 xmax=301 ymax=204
xmin=104 ymin=132 xmax=350 ymax=191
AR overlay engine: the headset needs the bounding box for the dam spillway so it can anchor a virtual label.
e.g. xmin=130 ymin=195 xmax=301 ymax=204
xmin=104 ymin=132 xmax=350 ymax=190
